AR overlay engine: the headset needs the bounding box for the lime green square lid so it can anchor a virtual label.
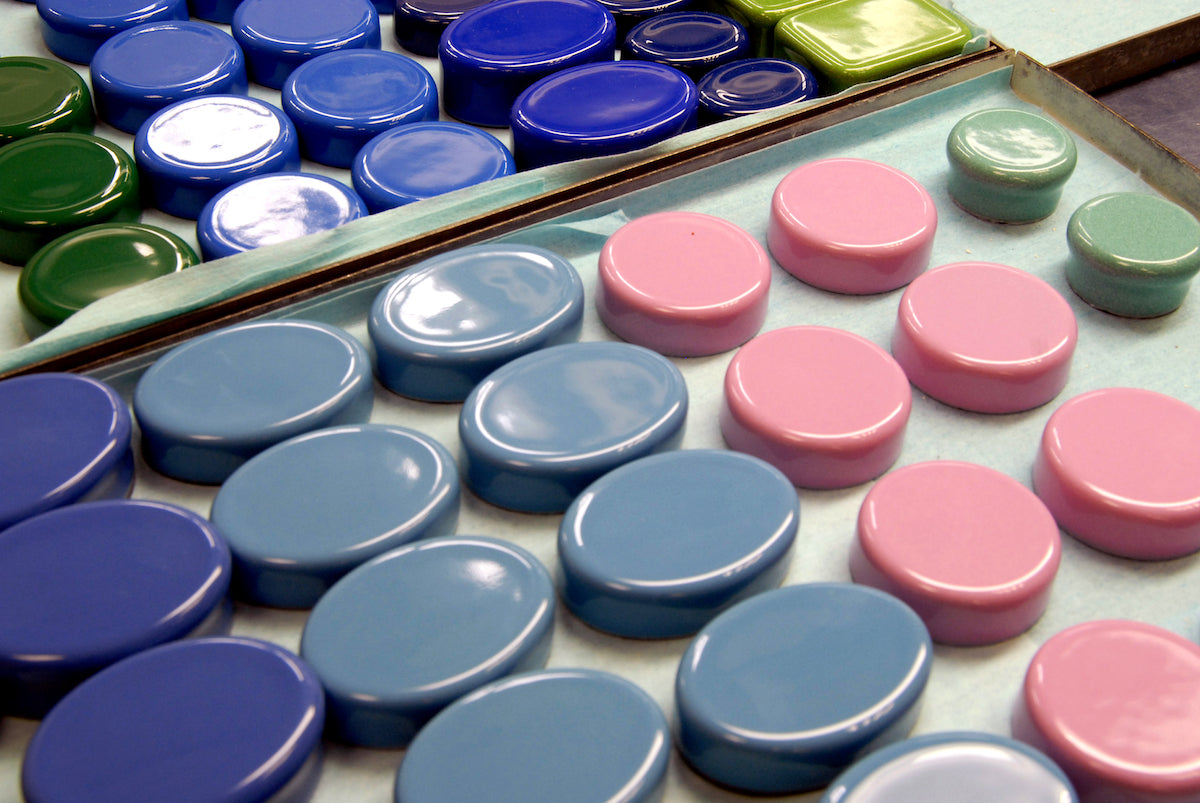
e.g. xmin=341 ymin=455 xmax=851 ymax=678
xmin=775 ymin=0 xmax=973 ymax=93
xmin=712 ymin=0 xmax=824 ymax=56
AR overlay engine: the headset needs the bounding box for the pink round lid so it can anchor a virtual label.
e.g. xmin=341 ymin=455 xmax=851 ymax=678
xmin=1013 ymin=619 xmax=1200 ymax=802
xmin=1033 ymin=387 xmax=1200 ymax=560
xmin=892 ymin=262 xmax=1077 ymax=413
xmin=766 ymin=158 xmax=937 ymax=294
xmin=851 ymin=460 xmax=1061 ymax=645
xmin=721 ymin=325 xmax=911 ymax=489
xmin=596 ymin=211 xmax=771 ymax=356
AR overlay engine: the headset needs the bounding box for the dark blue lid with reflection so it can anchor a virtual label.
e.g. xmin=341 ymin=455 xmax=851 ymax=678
xmin=0 ymin=500 xmax=231 ymax=718
xmin=369 ymin=242 xmax=585 ymax=402
xmin=232 ymin=0 xmax=382 ymax=89
xmin=595 ymin=0 xmax=693 ymax=40
xmin=697 ymin=57 xmax=817 ymax=122
xmin=352 ymin=121 xmax=514 ymax=212
xmin=0 ymin=373 xmax=133 ymax=532
xmin=37 ymin=0 xmax=189 ymax=64
xmin=558 ymin=449 xmax=797 ymax=638
xmin=393 ymin=0 xmax=493 ymax=57
xmin=458 ymin=340 xmax=688 ymax=513
xmin=90 ymin=21 xmax=249 ymax=134
xmin=301 ymin=536 xmax=555 ymax=747
xmin=396 ymin=668 xmax=669 ymax=803
xmin=621 ymin=11 xmax=750 ymax=81
xmin=22 ymin=637 xmax=324 ymax=803
xmin=820 ymin=731 xmax=1078 ymax=803
xmin=282 ymin=49 xmax=437 ymax=168
xmin=510 ymin=60 xmax=697 ymax=169
xmin=211 ymin=424 xmax=461 ymax=609
xmin=675 ymin=582 xmax=932 ymax=794
xmin=197 ymin=171 xmax=368 ymax=260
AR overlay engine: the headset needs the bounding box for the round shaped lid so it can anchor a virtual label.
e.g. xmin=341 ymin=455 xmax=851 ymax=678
xmin=947 ymin=107 xmax=1078 ymax=187
xmin=22 ymin=637 xmax=324 ymax=803
xmin=133 ymin=319 xmax=374 ymax=483
xmin=559 ymin=449 xmax=798 ymax=638
xmin=397 ymin=668 xmax=669 ymax=802
xmin=0 ymin=56 xmax=94 ymax=145
xmin=0 ymin=372 xmax=132 ymax=531
xmin=36 ymin=0 xmax=189 ymax=64
xmin=459 ymin=340 xmax=688 ymax=512
xmin=232 ymin=0 xmax=382 ymax=88
xmin=211 ymin=423 xmax=461 ymax=608
xmin=19 ymin=223 xmax=198 ymax=330
xmin=697 ymin=57 xmax=818 ymax=119
xmin=622 ymin=11 xmax=750 ymax=79
xmin=300 ymin=536 xmax=555 ymax=746
xmin=440 ymin=0 xmax=616 ymax=70
xmin=369 ymin=242 xmax=585 ymax=401
xmin=393 ymin=0 xmax=493 ymax=57
xmin=197 ymin=172 xmax=367 ymax=260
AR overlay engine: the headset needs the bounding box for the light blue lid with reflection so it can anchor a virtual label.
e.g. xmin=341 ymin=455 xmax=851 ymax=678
xmin=300 ymin=536 xmax=554 ymax=748
xmin=458 ymin=340 xmax=688 ymax=513
xmin=821 ymin=731 xmax=1077 ymax=803
xmin=368 ymin=242 xmax=584 ymax=402
xmin=197 ymin=171 xmax=368 ymax=260
xmin=211 ymin=423 xmax=460 ymax=609
xmin=396 ymin=668 xmax=669 ymax=803
xmin=558 ymin=448 xmax=797 ymax=638
xmin=675 ymin=582 xmax=932 ymax=794
xmin=133 ymin=319 xmax=374 ymax=484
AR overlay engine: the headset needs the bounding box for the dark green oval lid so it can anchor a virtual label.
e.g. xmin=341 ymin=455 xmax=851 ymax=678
xmin=0 ymin=57 xmax=95 ymax=146
xmin=0 ymin=133 xmax=140 ymax=265
xmin=19 ymin=222 xmax=198 ymax=333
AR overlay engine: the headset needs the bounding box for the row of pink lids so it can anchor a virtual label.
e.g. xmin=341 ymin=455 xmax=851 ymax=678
xmin=595 ymin=151 xmax=1200 ymax=801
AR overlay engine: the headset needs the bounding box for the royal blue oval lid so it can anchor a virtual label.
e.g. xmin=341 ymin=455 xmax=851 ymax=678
xmin=35 ymin=0 xmax=189 ymax=64
xmin=559 ymin=449 xmax=797 ymax=638
xmin=22 ymin=637 xmax=324 ymax=803
xmin=438 ymin=0 xmax=617 ymax=127
xmin=621 ymin=11 xmax=750 ymax=81
xmin=211 ymin=423 xmax=461 ymax=608
xmin=189 ymin=0 xmax=244 ymax=24
xmin=90 ymin=21 xmax=249 ymax=135
xmin=351 ymin=121 xmax=515 ymax=213
xmin=232 ymin=0 xmax=382 ymax=90
xmin=368 ymin=242 xmax=585 ymax=402
xmin=301 ymin=536 xmax=554 ymax=747
xmin=675 ymin=582 xmax=933 ymax=794
xmin=135 ymin=94 xmax=301 ymax=219
xmin=133 ymin=319 xmax=374 ymax=484
xmin=595 ymin=0 xmax=694 ymax=40
xmin=396 ymin=668 xmax=669 ymax=802
xmin=510 ymin=60 xmax=697 ymax=170
xmin=697 ymin=57 xmax=818 ymax=122
xmin=0 ymin=499 xmax=232 ymax=718
xmin=282 ymin=49 xmax=437 ymax=168
xmin=393 ymin=0 xmax=492 ymax=57
xmin=458 ymin=340 xmax=688 ymax=513
xmin=197 ymin=171 xmax=368 ymax=260
xmin=0 ymin=372 xmax=132 ymax=532
xmin=821 ymin=731 xmax=1078 ymax=803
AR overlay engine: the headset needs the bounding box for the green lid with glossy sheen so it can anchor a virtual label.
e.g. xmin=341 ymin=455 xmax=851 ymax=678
xmin=774 ymin=0 xmax=972 ymax=94
xmin=19 ymin=223 xmax=198 ymax=334
xmin=0 ymin=57 xmax=95 ymax=146
xmin=946 ymin=107 xmax=1077 ymax=223
xmin=710 ymin=0 xmax=823 ymax=57
xmin=0 ymin=133 xmax=140 ymax=266
xmin=1066 ymin=192 xmax=1200 ymax=318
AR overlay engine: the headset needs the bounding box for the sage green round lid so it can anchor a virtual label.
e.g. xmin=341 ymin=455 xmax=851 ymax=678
xmin=946 ymin=107 xmax=1077 ymax=223
xmin=19 ymin=223 xmax=198 ymax=330
xmin=0 ymin=57 xmax=95 ymax=146
xmin=0 ymin=133 xmax=140 ymax=265
xmin=1066 ymin=192 xmax=1200 ymax=318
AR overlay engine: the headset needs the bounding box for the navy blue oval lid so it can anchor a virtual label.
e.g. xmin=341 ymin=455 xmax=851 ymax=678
xmin=697 ymin=57 xmax=818 ymax=120
xmin=393 ymin=0 xmax=493 ymax=57
xmin=458 ymin=340 xmax=689 ymax=513
xmin=621 ymin=11 xmax=750 ymax=80
xmin=22 ymin=636 xmax=324 ymax=803
xmin=820 ymin=731 xmax=1078 ymax=803
xmin=0 ymin=373 xmax=132 ymax=531
xmin=439 ymin=0 xmax=616 ymax=71
xmin=368 ymin=242 xmax=585 ymax=401
xmin=0 ymin=500 xmax=231 ymax=717
xmin=558 ymin=449 xmax=797 ymax=638
xmin=396 ymin=668 xmax=669 ymax=802
xmin=510 ymin=60 xmax=697 ymax=168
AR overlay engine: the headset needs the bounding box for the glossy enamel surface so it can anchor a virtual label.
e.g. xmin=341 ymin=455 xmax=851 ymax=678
xmin=697 ymin=57 xmax=817 ymax=121
xmin=621 ymin=11 xmax=750 ymax=81
xmin=0 ymin=56 xmax=93 ymax=145
xmin=232 ymin=0 xmax=381 ymax=89
xmin=892 ymin=261 xmax=1077 ymax=413
xmin=35 ymin=0 xmax=189 ymax=64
